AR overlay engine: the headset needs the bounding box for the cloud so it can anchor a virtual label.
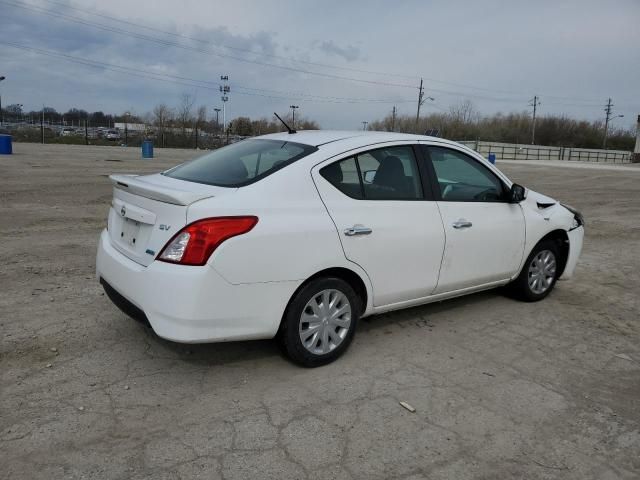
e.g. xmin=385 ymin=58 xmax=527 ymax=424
xmin=0 ymin=0 xmax=638 ymax=130
xmin=318 ymin=40 xmax=361 ymax=62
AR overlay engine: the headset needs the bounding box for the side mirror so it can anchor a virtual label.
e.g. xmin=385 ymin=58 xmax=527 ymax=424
xmin=509 ymin=183 xmax=527 ymax=203
xmin=363 ymin=170 xmax=376 ymax=184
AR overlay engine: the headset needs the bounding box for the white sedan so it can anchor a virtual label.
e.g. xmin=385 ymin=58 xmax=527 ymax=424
xmin=96 ymin=131 xmax=584 ymax=366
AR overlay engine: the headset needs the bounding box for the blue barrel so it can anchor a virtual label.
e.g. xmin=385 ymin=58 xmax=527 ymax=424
xmin=488 ymin=153 xmax=496 ymax=164
xmin=0 ymin=134 xmax=12 ymax=155
xmin=141 ymin=140 xmax=153 ymax=159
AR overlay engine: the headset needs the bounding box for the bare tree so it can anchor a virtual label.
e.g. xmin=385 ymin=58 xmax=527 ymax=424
xmin=297 ymin=118 xmax=320 ymax=130
xmin=176 ymin=94 xmax=195 ymax=135
xmin=153 ymin=104 xmax=173 ymax=145
xmin=196 ymin=105 xmax=207 ymax=129
xmin=449 ymin=100 xmax=479 ymax=124
xmin=232 ymin=116 xmax=253 ymax=136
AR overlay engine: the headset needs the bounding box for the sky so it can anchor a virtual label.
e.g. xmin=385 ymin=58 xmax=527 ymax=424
xmin=1 ymin=0 xmax=639 ymax=130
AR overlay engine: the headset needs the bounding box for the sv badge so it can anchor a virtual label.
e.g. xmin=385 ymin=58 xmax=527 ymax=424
xmin=159 ymin=224 xmax=171 ymax=231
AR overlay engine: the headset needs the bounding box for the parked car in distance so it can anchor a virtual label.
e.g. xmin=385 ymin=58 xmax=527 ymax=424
xmin=97 ymin=131 xmax=584 ymax=366
xmin=61 ymin=127 xmax=76 ymax=136
xmin=105 ymin=129 xmax=121 ymax=140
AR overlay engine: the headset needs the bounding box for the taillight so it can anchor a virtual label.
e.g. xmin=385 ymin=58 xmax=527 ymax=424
xmin=157 ymin=216 xmax=258 ymax=266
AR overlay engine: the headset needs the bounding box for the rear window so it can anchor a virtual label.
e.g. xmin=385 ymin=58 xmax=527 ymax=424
xmin=164 ymin=139 xmax=317 ymax=187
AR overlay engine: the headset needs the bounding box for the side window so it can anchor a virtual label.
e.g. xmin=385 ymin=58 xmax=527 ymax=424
xmin=320 ymin=157 xmax=363 ymax=199
xmin=359 ymin=146 xmax=422 ymax=200
xmin=428 ymin=147 xmax=506 ymax=202
xmin=320 ymin=145 xmax=423 ymax=201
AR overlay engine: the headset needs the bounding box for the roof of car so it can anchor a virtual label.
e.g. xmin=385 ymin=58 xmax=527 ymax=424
xmin=257 ymin=130 xmax=459 ymax=148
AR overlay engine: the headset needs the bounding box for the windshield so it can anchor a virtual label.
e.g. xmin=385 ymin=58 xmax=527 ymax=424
xmin=164 ymin=139 xmax=317 ymax=187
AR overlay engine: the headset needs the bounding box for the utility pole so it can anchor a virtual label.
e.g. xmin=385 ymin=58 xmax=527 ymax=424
xmin=41 ymin=106 xmax=45 ymax=144
xmin=290 ymin=105 xmax=299 ymax=129
xmin=220 ymin=75 xmax=230 ymax=132
xmin=0 ymin=76 xmax=5 ymax=126
xmin=124 ymin=112 xmax=130 ymax=146
xmin=214 ymin=107 xmax=221 ymax=132
xmin=415 ymin=78 xmax=424 ymax=132
xmin=415 ymin=78 xmax=434 ymax=132
xmin=603 ymin=97 xmax=617 ymax=149
xmin=529 ymin=95 xmax=541 ymax=144
xmin=633 ymin=114 xmax=640 ymax=163
xmin=391 ymin=105 xmax=397 ymax=132
xmin=362 ymin=121 xmax=368 ymax=131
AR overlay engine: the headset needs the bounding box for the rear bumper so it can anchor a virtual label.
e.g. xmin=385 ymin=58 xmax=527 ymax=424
xmin=559 ymin=226 xmax=584 ymax=280
xmin=100 ymin=278 xmax=150 ymax=326
xmin=96 ymin=229 xmax=299 ymax=343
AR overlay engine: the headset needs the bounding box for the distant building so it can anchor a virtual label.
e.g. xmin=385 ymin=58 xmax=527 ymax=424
xmin=114 ymin=122 xmax=146 ymax=132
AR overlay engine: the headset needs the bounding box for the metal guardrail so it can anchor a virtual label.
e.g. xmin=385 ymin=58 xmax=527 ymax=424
xmin=458 ymin=141 xmax=632 ymax=163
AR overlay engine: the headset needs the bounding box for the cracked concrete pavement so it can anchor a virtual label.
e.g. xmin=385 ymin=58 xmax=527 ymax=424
xmin=1 ymin=143 xmax=639 ymax=479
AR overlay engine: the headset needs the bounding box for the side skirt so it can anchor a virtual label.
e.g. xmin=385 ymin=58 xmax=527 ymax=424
xmin=367 ymin=279 xmax=511 ymax=316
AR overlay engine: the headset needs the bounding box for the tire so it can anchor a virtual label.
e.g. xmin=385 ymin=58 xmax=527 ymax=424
xmin=278 ymin=277 xmax=360 ymax=367
xmin=510 ymin=240 xmax=560 ymax=302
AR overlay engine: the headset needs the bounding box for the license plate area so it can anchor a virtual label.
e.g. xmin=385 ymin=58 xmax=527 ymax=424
xmin=120 ymin=217 xmax=141 ymax=248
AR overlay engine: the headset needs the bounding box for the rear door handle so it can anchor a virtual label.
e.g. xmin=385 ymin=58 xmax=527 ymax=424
xmin=344 ymin=225 xmax=373 ymax=236
xmin=452 ymin=220 xmax=473 ymax=229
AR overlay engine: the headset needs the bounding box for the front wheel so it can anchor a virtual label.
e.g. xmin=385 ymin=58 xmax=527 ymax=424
xmin=278 ymin=277 xmax=360 ymax=367
xmin=510 ymin=240 xmax=560 ymax=302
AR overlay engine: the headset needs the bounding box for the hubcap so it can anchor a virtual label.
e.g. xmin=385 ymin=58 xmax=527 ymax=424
xmin=528 ymin=249 xmax=557 ymax=294
xmin=299 ymin=289 xmax=352 ymax=355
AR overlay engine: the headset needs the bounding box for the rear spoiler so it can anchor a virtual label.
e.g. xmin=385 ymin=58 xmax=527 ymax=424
xmin=109 ymin=174 xmax=213 ymax=206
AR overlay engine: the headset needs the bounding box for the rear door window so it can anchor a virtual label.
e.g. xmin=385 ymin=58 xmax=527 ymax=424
xmin=320 ymin=145 xmax=423 ymax=200
xmin=320 ymin=157 xmax=363 ymax=199
xmin=165 ymin=139 xmax=317 ymax=187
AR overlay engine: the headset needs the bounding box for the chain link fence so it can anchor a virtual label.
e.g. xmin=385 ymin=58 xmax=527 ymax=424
xmin=0 ymin=121 xmax=239 ymax=150
xmin=458 ymin=140 xmax=632 ymax=163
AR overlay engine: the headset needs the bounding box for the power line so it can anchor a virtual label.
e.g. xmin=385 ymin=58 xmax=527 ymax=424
xmin=0 ymin=0 xmax=418 ymax=90
xmin=41 ymin=0 xmax=420 ymax=81
xmin=0 ymin=40 xmax=418 ymax=105
xmin=42 ymin=0 xmax=596 ymax=101
xmin=5 ymin=0 xmax=628 ymax=108
xmin=29 ymin=2 xmax=622 ymax=103
xmin=4 ymin=4 xmax=630 ymax=114
xmin=4 ymin=1 xmax=620 ymax=107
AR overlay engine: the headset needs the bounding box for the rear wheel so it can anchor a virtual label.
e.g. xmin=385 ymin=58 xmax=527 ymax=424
xmin=278 ymin=277 xmax=360 ymax=367
xmin=510 ymin=240 xmax=559 ymax=301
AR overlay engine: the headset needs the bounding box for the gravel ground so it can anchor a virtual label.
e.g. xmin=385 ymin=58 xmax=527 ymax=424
xmin=1 ymin=143 xmax=639 ymax=479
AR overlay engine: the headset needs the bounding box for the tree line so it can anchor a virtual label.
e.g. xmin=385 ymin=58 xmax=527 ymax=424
xmin=1 ymin=93 xmax=319 ymax=139
xmin=368 ymin=100 xmax=635 ymax=150
xmin=2 ymin=97 xmax=635 ymax=150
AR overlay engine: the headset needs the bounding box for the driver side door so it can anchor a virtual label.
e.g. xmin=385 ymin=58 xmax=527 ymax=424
xmin=422 ymin=145 xmax=526 ymax=293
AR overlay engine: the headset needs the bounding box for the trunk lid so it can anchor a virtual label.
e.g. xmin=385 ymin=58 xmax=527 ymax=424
xmin=107 ymin=173 xmax=235 ymax=266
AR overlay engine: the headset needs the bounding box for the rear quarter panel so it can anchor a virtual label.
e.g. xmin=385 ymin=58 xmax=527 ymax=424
xmin=186 ymin=159 xmax=356 ymax=286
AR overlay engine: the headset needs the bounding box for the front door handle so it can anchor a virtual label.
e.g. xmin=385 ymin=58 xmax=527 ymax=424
xmin=452 ymin=220 xmax=473 ymax=229
xmin=344 ymin=225 xmax=373 ymax=236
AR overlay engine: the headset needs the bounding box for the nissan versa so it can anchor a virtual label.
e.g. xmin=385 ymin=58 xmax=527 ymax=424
xmin=96 ymin=131 xmax=584 ymax=366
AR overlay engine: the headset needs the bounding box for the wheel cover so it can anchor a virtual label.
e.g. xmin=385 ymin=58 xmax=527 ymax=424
xmin=299 ymin=289 xmax=352 ymax=355
xmin=528 ymin=249 xmax=557 ymax=294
